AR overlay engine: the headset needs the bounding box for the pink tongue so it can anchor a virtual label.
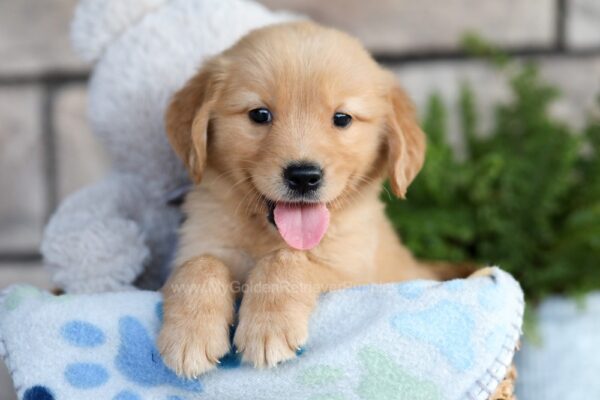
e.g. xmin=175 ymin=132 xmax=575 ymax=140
xmin=273 ymin=203 xmax=330 ymax=250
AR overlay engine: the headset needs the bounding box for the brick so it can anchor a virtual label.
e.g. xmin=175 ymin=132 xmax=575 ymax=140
xmin=54 ymin=85 xmax=109 ymax=200
xmin=391 ymin=56 xmax=600 ymax=149
xmin=0 ymin=0 xmax=86 ymax=75
xmin=566 ymin=0 xmax=600 ymax=49
xmin=538 ymin=56 xmax=600 ymax=124
xmin=0 ymin=86 xmax=45 ymax=252
xmin=392 ymin=61 xmax=510 ymax=151
xmin=259 ymin=0 xmax=556 ymax=53
xmin=0 ymin=262 xmax=51 ymax=290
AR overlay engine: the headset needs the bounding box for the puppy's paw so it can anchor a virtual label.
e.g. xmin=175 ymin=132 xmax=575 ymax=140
xmin=158 ymin=313 xmax=231 ymax=378
xmin=233 ymin=307 xmax=308 ymax=368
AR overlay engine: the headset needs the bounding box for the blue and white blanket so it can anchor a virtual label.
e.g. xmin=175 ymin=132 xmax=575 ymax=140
xmin=0 ymin=268 xmax=523 ymax=400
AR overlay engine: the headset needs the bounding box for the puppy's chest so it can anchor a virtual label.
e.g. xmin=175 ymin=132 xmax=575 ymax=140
xmin=180 ymin=197 xmax=282 ymax=280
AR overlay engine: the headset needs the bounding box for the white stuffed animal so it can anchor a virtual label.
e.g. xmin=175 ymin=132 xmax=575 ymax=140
xmin=41 ymin=0 xmax=296 ymax=293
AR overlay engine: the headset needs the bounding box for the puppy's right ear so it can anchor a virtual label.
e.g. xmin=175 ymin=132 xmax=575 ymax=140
xmin=165 ymin=57 xmax=227 ymax=183
xmin=385 ymin=84 xmax=426 ymax=199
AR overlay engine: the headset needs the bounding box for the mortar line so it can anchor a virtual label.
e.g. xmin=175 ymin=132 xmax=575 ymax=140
xmin=41 ymin=82 xmax=59 ymax=224
xmin=0 ymin=45 xmax=598 ymax=85
xmin=556 ymin=0 xmax=568 ymax=51
xmin=0 ymin=71 xmax=89 ymax=86
xmin=374 ymin=45 xmax=600 ymax=64
xmin=0 ymin=252 xmax=42 ymax=263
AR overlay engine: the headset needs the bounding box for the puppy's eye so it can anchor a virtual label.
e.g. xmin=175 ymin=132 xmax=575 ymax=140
xmin=248 ymin=108 xmax=272 ymax=124
xmin=333 ymin=112 xmax=352 ymax=128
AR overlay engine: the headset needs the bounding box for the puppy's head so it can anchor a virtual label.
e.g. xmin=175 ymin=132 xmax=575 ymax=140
xmin=166 ymin=22 xmax=425 ymax=250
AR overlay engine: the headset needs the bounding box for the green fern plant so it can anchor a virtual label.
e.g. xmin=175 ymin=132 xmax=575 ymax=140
xmin=384 ymin=41 xmax=600 ymax=302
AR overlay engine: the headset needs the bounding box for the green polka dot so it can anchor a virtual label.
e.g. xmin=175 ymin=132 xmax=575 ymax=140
xmin=3 ymin=286 xmax=43 ymax=311
xmin=300 ymin=365 xmax=344 ymax=387
xmin=356 ymin=347 xmax=441 ymax=400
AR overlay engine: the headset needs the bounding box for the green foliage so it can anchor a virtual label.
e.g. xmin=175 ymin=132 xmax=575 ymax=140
xmin=384 ymin=53 xmax=600 ymax=302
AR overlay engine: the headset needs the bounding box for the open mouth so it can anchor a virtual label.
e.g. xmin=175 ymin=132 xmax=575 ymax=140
xmin=265 ymin=198 xmax=330 ymax=251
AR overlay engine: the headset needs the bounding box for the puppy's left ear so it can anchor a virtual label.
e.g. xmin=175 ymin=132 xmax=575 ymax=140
xmin=385 ymin=84 xmax=426 ymax=198
xmin=165 ymin=57 xmax=226 ymax=183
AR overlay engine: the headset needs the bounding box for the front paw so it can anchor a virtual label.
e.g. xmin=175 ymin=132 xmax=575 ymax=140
xmin=158 ymin=313 xmax=231 ymax=378
xmin=233 ymin=305 xmax=309 ymax=368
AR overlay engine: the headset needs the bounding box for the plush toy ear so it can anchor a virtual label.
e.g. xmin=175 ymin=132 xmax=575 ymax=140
xmin=71 ymin=0 xmax=169 ymax=63
xmin=385 ymin=84 xmax=427 ymax=198
xmin=165 ymin=58 xmax=226 ymax=184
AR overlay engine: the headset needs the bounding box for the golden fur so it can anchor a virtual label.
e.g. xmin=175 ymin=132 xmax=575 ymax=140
xmin=158 ymin=21 xmax=470 ymax=377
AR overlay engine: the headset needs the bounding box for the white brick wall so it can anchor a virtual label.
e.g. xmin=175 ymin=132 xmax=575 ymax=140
xmin=260 ymin=0 xmax=557 ymax=53
xmin=394 ymin=55 xmax=600 ymax=148
xmin=0 ymin=86 xmax=46 ymax=253
xmin=1 ymin=0 xmax=599 ymax=260
xmin=0 ymin=0 xmax=84 ymax=75
xmin=567 ymin=0 xmax=600 ymax=49
xmin=54 ymin=85 xmax=109 ymax=200
xmin=0 ymin=1 xmax=598 ymax=398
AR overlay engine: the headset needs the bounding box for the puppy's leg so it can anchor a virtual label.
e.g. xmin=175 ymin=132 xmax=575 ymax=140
xmin=158 ymin=255 xmax=234 ymax=378
xmin=233 ymin=249 xmax=322 ymax=368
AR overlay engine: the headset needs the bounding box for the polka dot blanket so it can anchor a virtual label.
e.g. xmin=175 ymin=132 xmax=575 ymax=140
xmin=0 ymin=267 xmax=523 ymax=400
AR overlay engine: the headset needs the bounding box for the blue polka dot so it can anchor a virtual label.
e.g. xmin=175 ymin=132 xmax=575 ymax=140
xmin=296 ymin=347 xmax=305 ymax=356
xmin=115 ymin=316 xmax=202 ymax=392
xmin=155 ymin=302 xmax=164 ymax=323
xmin=23 ymin=386 xmax=54 ymax=400
xmin=61 ymin=321 xmax=105 ymax=347
xmin=391 ymin=301 xmax=475 ymax=371
xmin=113 ymin=390 xmax=141 ymax=400
xmin=65 ymin=363 xmax=109 ymax=389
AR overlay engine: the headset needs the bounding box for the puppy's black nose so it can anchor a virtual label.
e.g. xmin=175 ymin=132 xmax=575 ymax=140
xmin=284 ymin=163 xmax=323 ymax=194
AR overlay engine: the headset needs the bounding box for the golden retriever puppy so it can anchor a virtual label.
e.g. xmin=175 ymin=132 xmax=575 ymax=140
xmin=158 ymin=21 xmax=459 ymax=378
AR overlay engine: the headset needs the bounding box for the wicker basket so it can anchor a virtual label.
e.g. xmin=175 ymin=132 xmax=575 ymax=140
xmin=489 ymin=364 xmax=517 ymax=400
